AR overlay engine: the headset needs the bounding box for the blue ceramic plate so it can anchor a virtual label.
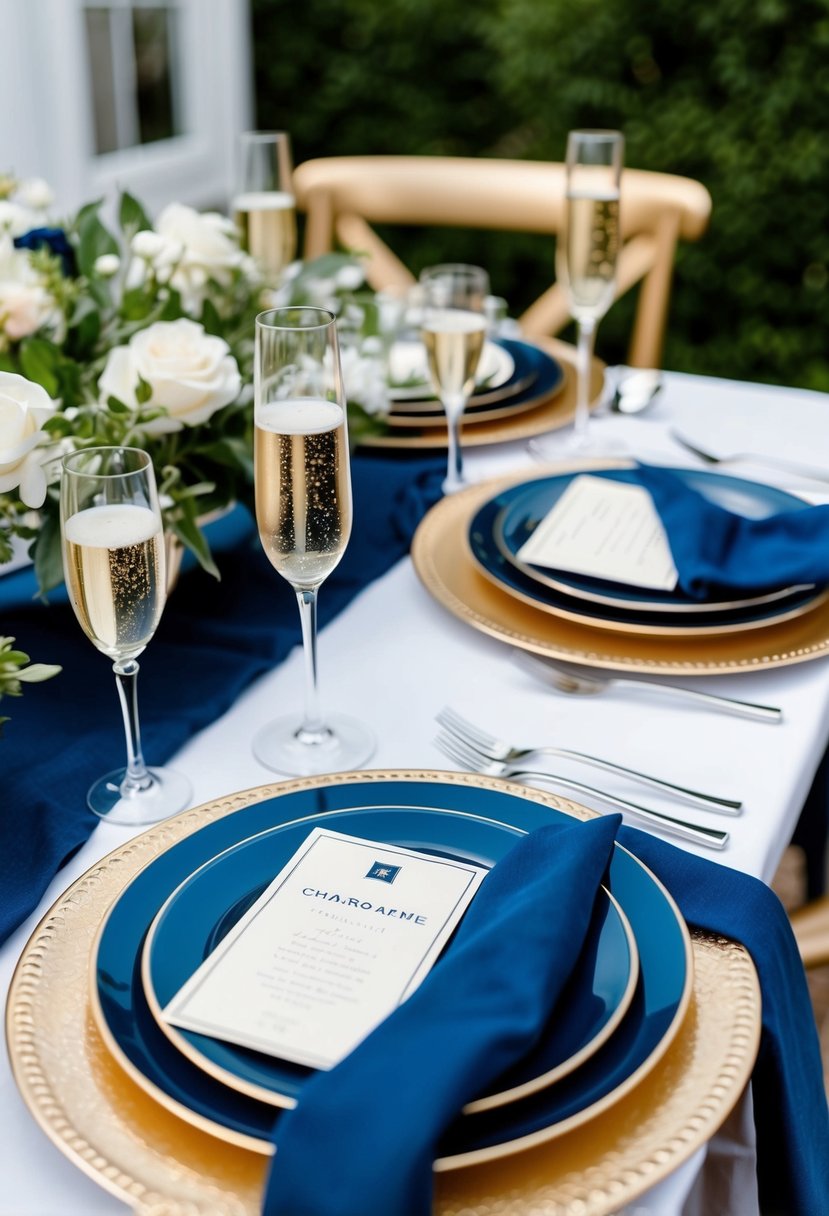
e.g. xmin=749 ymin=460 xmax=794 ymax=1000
xmin=469 ymin=467 xmax=822 ymax=634
xmin=93 ymin=778 xmax=691 ymax=1166
xmin=389 ymin=339 xmax=563 ymax=426
xmin=142 ymin=826 xmax=637 ymax=1113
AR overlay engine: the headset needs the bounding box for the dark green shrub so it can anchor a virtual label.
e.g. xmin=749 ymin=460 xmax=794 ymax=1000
xmin=252 ymin=0 xmax=829 ymax=388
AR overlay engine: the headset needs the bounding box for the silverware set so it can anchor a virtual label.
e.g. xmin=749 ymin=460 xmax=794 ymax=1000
xmin=511 ymin=650 xmax=783 ymax=722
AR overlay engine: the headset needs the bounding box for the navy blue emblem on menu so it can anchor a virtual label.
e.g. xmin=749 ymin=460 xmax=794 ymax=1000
xmin=366 ymin=861 xmax=401 ymax=884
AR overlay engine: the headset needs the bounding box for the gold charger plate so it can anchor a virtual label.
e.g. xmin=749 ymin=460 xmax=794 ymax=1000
xmin=6 ymin=772 xmax=759 ymax=1216
xmin=413 ymin=471 xmax=829 ymax=675
xmin=362 ymin=338 xmax=604 ymax=450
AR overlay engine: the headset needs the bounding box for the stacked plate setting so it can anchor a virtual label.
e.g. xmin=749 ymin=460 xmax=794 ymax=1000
xmin=364 ymin=338 xmax=586 ymax=450
xmin=469 ymin=466 xmax=828 ymax=639
xmin=7 ymin=770 xmax=761 ymax=1213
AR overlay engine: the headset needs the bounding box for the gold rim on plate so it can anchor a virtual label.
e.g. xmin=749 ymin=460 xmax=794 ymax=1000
xmin=413 ymin=471 xmax=829 ymax=675
xmin=6 ymin=771 xmax=759 ymax=1216
xmin=362 ymin=338 xmax=604 ymax=450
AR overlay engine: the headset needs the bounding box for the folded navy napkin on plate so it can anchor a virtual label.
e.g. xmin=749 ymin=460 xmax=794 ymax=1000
xmin=633 ymin=462 xmax=829 ymax=598
xmin=0 ymin=454 xmax=444 ymax=946
xmin=263 ymin=815 xmax=620 ymax=1216
xmin=263 ymin=818 xmax=829 ymax=1216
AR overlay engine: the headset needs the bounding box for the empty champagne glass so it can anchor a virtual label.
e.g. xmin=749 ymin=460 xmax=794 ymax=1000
xmin=531 ymin=130 xmax=624 ymax=459
xmin=60 ymin=447 xmax=192 ymax=824
xmin=233 ymin=131 xmax=297 ymax=283
xmin=419 ymin=263 xmax=490 ymax=494
xmin=252 ymin=307 xmax=376 ymax=775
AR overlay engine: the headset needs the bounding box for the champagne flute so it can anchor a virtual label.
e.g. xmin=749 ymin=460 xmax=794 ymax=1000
xmin=60 ymin=447 xmax=192 ymax=824
xmin=532 ymin=129 xmax=624 ymax=458
xmin=252 ymin=307 xmax=376 ymax=775
xmin=419 ymin=263 xmax=490 ymax=494
xmin=233 ymin=131 xmax=297 ymax=283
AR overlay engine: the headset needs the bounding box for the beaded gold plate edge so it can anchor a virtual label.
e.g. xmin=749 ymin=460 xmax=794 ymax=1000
xmin=6 ymin=771 xmax=760 ymax=1216
xmin=413 ymin=470 xmax=829 ymax=676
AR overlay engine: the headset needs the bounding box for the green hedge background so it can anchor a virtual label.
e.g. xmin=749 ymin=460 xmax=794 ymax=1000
xmin=252 ymin=0 xmax=829 ymax=390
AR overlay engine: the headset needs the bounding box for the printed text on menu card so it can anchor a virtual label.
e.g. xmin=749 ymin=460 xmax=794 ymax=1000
xmin=163 ymin=828 xmax=487 ymax=1069
xmin=516 ymin=474 xmax=679 ymax=591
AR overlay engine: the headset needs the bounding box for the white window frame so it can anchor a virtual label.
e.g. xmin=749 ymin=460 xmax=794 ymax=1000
xmin=0 ymin=0 xmax=253 ymax=216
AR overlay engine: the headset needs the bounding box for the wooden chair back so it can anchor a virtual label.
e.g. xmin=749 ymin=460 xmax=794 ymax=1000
xmin=294 ymin=154 xmax=712 ymax=368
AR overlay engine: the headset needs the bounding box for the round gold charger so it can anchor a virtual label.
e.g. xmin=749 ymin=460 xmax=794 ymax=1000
xmin=413 ymin=471 xmax=829 ymax=675
xmin=362 ymin=337 xmax=605 ymax=450
xmin=6 ymin=772 xmax=759 ymax=1216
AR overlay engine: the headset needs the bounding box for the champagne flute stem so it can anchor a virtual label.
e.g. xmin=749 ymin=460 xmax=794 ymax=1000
xmin=442 ymin=396 xmax=465 ymax=495
xmin=295 ymin=587 xmax=329 ymax=744
xmin=113 ymin=659 xmax=153 ymax=794
xmin=574 ymin=317 xmax=597 ymax=444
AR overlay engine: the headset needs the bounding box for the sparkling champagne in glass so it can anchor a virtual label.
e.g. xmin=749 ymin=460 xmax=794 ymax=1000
xmin=419 ymin=264 xmax=490 ymax=494
xmin=60 ymin=447 xmax=192 ymax=824
xmin=253 ymin=307 xmax=375 ymax=775
xmin=532 ymin=130 xmax=624 ymax=459
xmin=233 ymin=131 xmax=297 ymax=282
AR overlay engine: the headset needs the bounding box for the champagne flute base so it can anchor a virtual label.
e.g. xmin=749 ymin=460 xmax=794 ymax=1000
xmin=528 ymin=428 xmax=628 ymax=463
xmin=252 ymin=712 xmax=376 ymax=776
xmin=87 ymin=766 xmax=192 ymax=826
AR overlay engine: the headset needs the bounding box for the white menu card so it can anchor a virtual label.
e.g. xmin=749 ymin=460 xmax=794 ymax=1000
xmin=516 ymin=474 xmax=679 ymax=591
xmin=163 ymin=828 xmax=487 ymax=1070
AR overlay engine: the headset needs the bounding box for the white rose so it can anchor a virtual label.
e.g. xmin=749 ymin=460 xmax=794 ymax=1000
xmin=0 ymin=235 xmax=61 ymax=341
xmin=154 ymin=203 xmax=244 ymax=312
xmin=98 ymin=318 xmax=242 ymax=435
xmin=0 ymin=372 xmax=56 ymax=507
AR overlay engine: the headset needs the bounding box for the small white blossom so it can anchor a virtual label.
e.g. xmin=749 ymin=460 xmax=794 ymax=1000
xmin=0 ymin=235 xmax=62 ymax=341
xmin=93 ymin=253 xmax=121 ymax=277
xmin=335 ymin=264 xmax=365 ymax=291
xmin=0 ymin=201 xmax=40 ymax=237
xmin=16 ymin=178 xmax=54 ymax=211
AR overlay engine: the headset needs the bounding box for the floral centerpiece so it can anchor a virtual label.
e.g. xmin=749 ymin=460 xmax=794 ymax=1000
xmin=0 ymin=177 xmax=388 ymax=596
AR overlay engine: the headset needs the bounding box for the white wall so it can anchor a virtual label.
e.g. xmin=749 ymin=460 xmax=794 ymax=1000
xmin=0 ymin=0 xmax=253 ymax=217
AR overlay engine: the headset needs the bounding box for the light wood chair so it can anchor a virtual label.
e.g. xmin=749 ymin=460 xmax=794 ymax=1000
xmin=293 ymin=154 xmax=712 ymax=369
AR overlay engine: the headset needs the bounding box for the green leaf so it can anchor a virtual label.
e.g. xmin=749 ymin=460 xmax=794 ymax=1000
xmin=118 ymin=191 xmax=153 ymax=236
xmin=18 ymin=339 xmax=60 ymax=397
xmin=106 ymin=396 xmax=130 ymax=414
xmin=169 ymin=508 xmax=220 ymax=580
xmin=135 ymin=375 xmax=153 ymax=405
xmin=201 ymin=298 xmax=223 ymax=336
xmin=32 ymin=513 xmax=64 ymax=597
xmin=69 ymin=296 xmax=101 ymax=356
xmin=77 ymin=205 xmax=119 ymax=278
xmin=16 ymin=663 xmax=62 ymax=683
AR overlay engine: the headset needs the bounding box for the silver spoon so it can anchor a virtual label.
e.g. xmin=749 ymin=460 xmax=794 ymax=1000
xmin=512 ymin=650 xmax=783 ymax=722
xmin=610 ymin=368 xmax=664 ymax=414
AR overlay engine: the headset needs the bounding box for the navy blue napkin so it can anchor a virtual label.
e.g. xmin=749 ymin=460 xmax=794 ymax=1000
xmin=0 ymin=454 xmax=444 ymax=946
xmin=617 ymin=825 xmax=829 ymax=1216
xmin=633 ymin=462 xmax=829 ymax=598
xmin=263 ymin=819 xmax=829 ymax=1216
xmin=263 ymin=815 xmax=620 ymax=1216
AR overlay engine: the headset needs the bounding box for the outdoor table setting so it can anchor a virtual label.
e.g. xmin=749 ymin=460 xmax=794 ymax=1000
xmin=1 ymin=137 xmax=829 ymax=1216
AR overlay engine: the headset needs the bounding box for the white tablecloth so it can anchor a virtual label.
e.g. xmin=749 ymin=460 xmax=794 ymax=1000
xmin=3 ymin=368 xmax=828 ymax=1215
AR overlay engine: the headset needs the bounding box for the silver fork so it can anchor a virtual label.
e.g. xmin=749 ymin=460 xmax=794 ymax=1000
xmin=434 ymin=731 xmax=729 ymax=850
xmin=670 ymin=428 xmax=829 ymax=485
xmin=437 ymin=706 xmax=742 ymax=814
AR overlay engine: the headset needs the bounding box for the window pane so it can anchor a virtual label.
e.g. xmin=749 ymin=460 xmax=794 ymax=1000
xmin=132 ymin=6 xmax=179 ymax=145
xmin=85 ymin=8 xmax=119 ymax=155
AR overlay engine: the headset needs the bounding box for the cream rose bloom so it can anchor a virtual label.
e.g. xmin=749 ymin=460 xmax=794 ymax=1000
xmin=98 ymin=318 xmax=242 ymax=435
xmin=0 ymin=372 xmax=56 ymax=507
xmin=130 ymin=204 xmax=246 ymax=313
xmin=0 ymin=235 xmax=61 ymax=341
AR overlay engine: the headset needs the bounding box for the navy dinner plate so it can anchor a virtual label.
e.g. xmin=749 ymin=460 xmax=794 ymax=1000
xmin=93 ymin=778 xmax=690 ymax=1165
